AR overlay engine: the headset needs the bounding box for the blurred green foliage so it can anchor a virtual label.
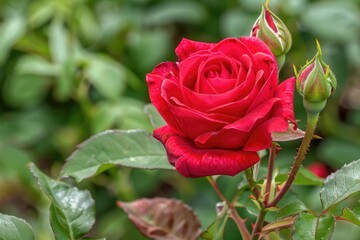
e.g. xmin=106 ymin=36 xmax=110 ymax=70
xmin=1 ymin=0 xmax=360 ymax=239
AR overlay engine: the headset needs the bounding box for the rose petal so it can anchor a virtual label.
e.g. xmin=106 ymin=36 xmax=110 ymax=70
xmin=194 ymin=98 xmax=280 ymax=148
xmin=225 ymin=97 xmax=280 ymax=131
xmin=164 ymin=95 xmax=238 ymax=140
xmin=179 ymin=53 xmax=210 ymax=90
xmin=163 ymin=76 xmax=256 ymax=117
xmin=211 ymin=38 xmax=256 ymax=63
xmin=175 ymin=38 xmax=214 ymax=62
xmin=195 ymin=128 xmax=248 ymax=149
xmin=252 ymin=52 xmax=276 ymax=82
xmin=243 ymin=116 xmax=289 ymax=151
xmin=154 ymin=126 xmax=259 ymax=177
xmin=239 ymin=37 xmax=275 ymax=60
xmin=247 ymin=66 xmax=278 ymax=112
xmin=275 ymin=77 xmax=296 ymax=125
xmin=162 ymin=80 xmax=239 ymax=122
xmin=197 ymin=55 xmax=239 ymax=94
xmin=146 ymin=62 xmax=182 ymax=131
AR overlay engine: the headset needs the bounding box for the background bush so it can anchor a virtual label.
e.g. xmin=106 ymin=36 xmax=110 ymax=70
xmin=1 ymin=0 xmax=360 ymax=239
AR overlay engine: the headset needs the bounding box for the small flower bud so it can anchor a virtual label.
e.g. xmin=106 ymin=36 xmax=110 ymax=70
xmin=251 ymin=0 xmax=292 ymax=57
xmin=295 ymin=40 xmax=337 ymax=114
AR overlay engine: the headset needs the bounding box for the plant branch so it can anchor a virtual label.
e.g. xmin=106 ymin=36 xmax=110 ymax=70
xmin=230 ymin=208 xmax=251 ymax=240
xmin=251 ymin=209 xmax=266 ymax=240
xmin=266 ymin=113 xmax=319 ymax=208
xmin=244 ymin=167 xmax=266 ymax=239
xmin=244 ymin=168 xmax=260 ymax=200
xmin=207 ymin=177 xmax=228 ymax=203
xmin=264 ymin=143 xmax=279 ymax=205
xmin=207 ymin=177 xmax=251 ymax=240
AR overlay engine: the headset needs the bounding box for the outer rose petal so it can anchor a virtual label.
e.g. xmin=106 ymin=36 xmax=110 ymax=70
xmin=239 ymin=37 xmax=275 ymax=61
xmin=175 ymin=38 xmax=214 ymax=61
xmin=275 ymin=77 xmax=296 ymax=125
xmin=210 ymin=38 xmax=256 ymax=63
xmin=146 ymin=62 xmax=183 ymax=131
xmin=194 ymin=98 xmax=280 ymax=148
xmin=243 ymin=116 xmax=289 ymax=151
xmin=154 ymin=126 xmax=259 ymax=177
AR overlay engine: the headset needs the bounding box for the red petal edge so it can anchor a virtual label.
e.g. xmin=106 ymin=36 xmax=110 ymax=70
xmin=146 ymin=62 xmax=182 ymax=131
xmin=154 ymin=126 xmax=260 ymax=177
xmin=175 ymin=38 xmax=214 ymax=62
xmin=275 ymin=77 xmax=296 ymax=127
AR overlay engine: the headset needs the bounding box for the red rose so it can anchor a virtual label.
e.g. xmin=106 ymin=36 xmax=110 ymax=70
xmin=146 ymin=37 xmax=296 ymax=177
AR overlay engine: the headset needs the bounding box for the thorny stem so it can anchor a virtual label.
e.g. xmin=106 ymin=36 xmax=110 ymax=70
xmin=251 ymin=209 xmax=266 ymax=240
xmin=244 ymin=168 xmax=260 ymax=200
xmin=207 ymin=177 xmax=251 ymax=240
xmin=264 ymin=143 xmax=279 ymax=205
xmin=231 ymin=208 xmax=251 ymax=240
xmin=207 ymin=177 xmax=227 ymax=203
xmin=244 ymin=167 xmax=266 ymax=240
xmin=266 ymin=113 xmax=320 ymax=208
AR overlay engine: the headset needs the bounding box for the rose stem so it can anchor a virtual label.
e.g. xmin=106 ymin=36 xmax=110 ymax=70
xmin=266 ymin=113 xmax=319 ymax=208
xmin=244 ymin=168 xmax=266 ymax=240
xmin=250 ymin=209 xmax=266 ymax=240
xmin=207 ymin=176 xmax=227 ymax=203
xmin=207 ymin=177 xmax=251 ymax=240
xmin=264 ymin=143 xmax=279 ymax=206
xmin=244 ymin=168 xmax=260 ymax=200
xmin=250 ymin=144 xmax=280 ymax=239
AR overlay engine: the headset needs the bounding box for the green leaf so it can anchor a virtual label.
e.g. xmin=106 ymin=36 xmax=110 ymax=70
xmin=49 ymin=19 xmax=69 ymax=63
xmin=0 ymin=107 xmax=52 ymax=146
xmin=144 ymin=104 xmax=165 ymax=129
xmin=75 ymin=6 xmax=101 ymax=43
xmin=236 ymin=190 xmax=260 ymax=217
xmin=3 ymin=74 xmax=50 ymax=108
xmin=320 ymin=159 xmax=360 ymax=210
xmin=201 ymin=204 xmax=230 ymax=240
xmin=276 ymin=167 xmax=323 ymax=186
xmin=127 ymin=30 xmax=171 ymax=73
xmin=0 ymin=146 xmax=33 ymax=183
xmin=340 ymin=207 xmax=360 ymax=227
xmin=0 ymin=15 xmax=26 ymax=63
xmin=317 ymin=139 xmax=360 ymax=169
xmin=145 ymin=1 xmax=206 ymax=25
xmin=83 ymin=238 xmax=106 ymax=240
xmin=86 ymin=56 xmax=127 ymax=100
xmin=61 ymin=130 xmax=174 ymax=182
xmin=29 ymin=163 xmax=95 ymax=240
xmin=276 ymin=201 xmax=309 ymax=220
xmin=0 ymin=213 xmax=35 ymax=240
xmin=220 ymin=10 xmax=257 ymax=38
xmin=55 ymin=58 xmax=76 ymax=101
xmin=92 ymin=99 xmax=153 ymax=134
xmin=293 ymin=213 xmax=335 ymax=240
xmin=16 ymin=55 xmax=58 ymax=77
xmin=28 ymin=1 xmax=55 ymax=28
xmin=301 ymin=2 xmax=360 ymax=42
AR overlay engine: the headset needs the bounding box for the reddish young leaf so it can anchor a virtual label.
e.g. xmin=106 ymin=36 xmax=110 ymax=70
xmin=259 ymin=216 xmax=296 ymax=239
xmin=117 ymin=198 xmax=202 ymax=240
xmin=271 ymin=123 xmax=304 ymax=142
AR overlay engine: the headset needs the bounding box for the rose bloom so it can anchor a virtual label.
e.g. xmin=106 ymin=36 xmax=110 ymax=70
xmin=146 ymin=37 xmax=296 ymax=177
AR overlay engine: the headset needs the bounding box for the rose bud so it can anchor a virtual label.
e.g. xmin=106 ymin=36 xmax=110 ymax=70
xmin=146 ymin=37 xmax=296 ymax=178
xmin=295 ymin=40 xmax=337 ymax=114
xmin=251 ymin=0 xmax=292 ymax=58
